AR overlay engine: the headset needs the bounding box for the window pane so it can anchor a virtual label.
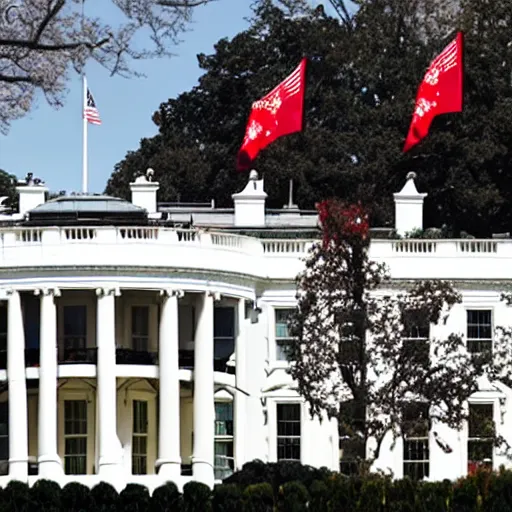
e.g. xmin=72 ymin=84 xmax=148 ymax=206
xmin=132 ymin=307 xmax=149 ymax=336
xmin=469 ymin=404 xmax=494 ymax=438
xmin=64 ymin=401 xmax=87 ymax=435
xmin=214 ymin=338 xmax=234 ymax=360
xmin=277 ymin=438 xmax=300 ymax=461
xmin=214 ymin=441 xmax=234 ymax=480
xmin=402 ymin=310 xmax=429 ymax=339
xmin=276 ymin=340 xmax=293 ymax=361
xmin=133 ymin=401 xmax=148 ymax=434
xmin=63 ymin=306 xmax=87 ymax=337
xmin=214 ymin=308 xmax=235 ymax=339
xmin=275 ymin=309 xmax=294 ymax=338
xmin=467 ymin=310 xmax=492 ymax=339
xmin=215 ymin=402 xmax=233 ymax=436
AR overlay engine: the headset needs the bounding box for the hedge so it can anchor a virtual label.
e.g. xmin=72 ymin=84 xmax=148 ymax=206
xmin=0 ymin=461 xmax=512 ymax=510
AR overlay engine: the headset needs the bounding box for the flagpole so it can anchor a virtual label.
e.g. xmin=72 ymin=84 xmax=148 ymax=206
xmin=81 ymin=0 xmax=88 ymax=194
xmin=82 ymin=74 xmax=88 ymax=194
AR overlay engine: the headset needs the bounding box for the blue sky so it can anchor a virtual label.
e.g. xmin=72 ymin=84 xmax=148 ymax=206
xmin=0 ymin=0 xmax=254 ymax=194
xmin=0 ymin=0 xmax=349 ymax=195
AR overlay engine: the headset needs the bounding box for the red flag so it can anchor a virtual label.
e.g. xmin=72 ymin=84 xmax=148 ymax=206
xmin=237 ymin=58 xmax=307 ymax=170
xmin=403 ymin=32 xmax=463 ymax=152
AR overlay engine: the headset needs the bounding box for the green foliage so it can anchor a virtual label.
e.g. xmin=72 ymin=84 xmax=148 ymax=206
xmin=308 ymin=479 xmax=330 ymax=512
xmin=151 ymin=482 xmax=182 ymax=511
xmin=212 ymin=483 xmax=244 ymax=512
xmin=1 ymin=481 xmax=33 ymax=512
xmin=118 ymin=483 xmax=150 ymax=512
xmin=183 ymin=481 xmax=212 ymax=512
xmin=107 ymin=0 xmax=512 ymax=236
xmin=0 ymin=169 xmax=18 ymax=212
xmin=416 ymin=481 xmax=450 ymax=512
xmin=91 ymin=481 xmax=119 ymax=511
xmin=30 ymin=479 xmax=61 ymax=511
xmin=276 ymin=481 xmax=309 ymax=512
xmin=242 ymin=483 xmax=274 ymax=512
xmin=61 ymin=482 xmax=94 ymax=512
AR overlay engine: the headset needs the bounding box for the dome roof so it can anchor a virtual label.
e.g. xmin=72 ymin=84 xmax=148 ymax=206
xmin=27 ymin=195 xmax=147 ymax=225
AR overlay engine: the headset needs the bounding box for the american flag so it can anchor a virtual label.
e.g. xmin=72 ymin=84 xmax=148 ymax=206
xmin=84 ymin=88 xmax=101 ymax=125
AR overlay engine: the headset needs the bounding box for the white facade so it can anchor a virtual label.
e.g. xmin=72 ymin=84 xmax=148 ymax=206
xmin=0 ymin=172 xmax=509 ymax=491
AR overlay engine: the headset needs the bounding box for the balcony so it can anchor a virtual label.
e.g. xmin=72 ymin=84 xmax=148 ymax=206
xmin=59 ymin=348 xmax=97 ymax=365
xmin=115 ymin=348 xmax=157 ymax=365
xmin=25 ymin=348 xmax=39 ymax=367
xmin=178 ymin=350 xmax=235 ymax=374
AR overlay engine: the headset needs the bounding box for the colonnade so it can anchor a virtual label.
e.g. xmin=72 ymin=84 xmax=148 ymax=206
xmin=4 ymin=287 xmax=247 ymax=487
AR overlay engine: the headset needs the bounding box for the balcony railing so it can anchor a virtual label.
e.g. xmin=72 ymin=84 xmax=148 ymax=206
xmin=59 ymin=348 xmax=97 ymax=365
xmin=115 ymin=348 xmax=157 ymax=365
xmin=178 ymin=350 xmax=235 ymax=374
xmin=25 ymin=348 xmax=39 ymax=367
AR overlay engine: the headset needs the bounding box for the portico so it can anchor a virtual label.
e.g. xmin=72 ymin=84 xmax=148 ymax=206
xmin=0 ymin=284 xmax=248 ymax=487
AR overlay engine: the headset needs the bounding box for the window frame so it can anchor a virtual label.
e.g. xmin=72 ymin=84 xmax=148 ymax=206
xmin=214 ymin=306 xmax=235 ymax=361
xmin=214 ymin=400 xmax=234 ymax=481
xmin=466 ymin=309 xmax=493 ymax=354
xmin=276 ymin=402 xmax=302 ymax=462
xmin=467 ymin=401 xmax=495 ymax=474
xmin=63 ymin=399 xmax=88 ymax=475
xmin=274 ymin=307 xmax=296 ymax=363
xmin=402 ymin=402 xmax=430 ymax=481
xmin=62 ymin=305 xmax=87 ymax=350
xmin=132 ymin=399 xmax=149 ymax=475
xmin=131 ymin=306 xmax=150 ymax=352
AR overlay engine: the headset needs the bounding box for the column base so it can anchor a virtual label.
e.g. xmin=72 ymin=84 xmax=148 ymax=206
xmin=156 ymin=458 xmax=181 ymax=481
xmin=9 ymin=458 xmax=28 ymax=481
xmin=38 ymin=455 xmax=63 ymax=479
xmin=192 ymin=459 xmax=214 ymax=488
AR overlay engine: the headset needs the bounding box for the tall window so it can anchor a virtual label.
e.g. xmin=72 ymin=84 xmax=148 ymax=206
xmin=0 ymin=402 xmax=8 ymax=466
xmin=467 ymin=310 xmax=492 ymax=353
xmin=63 ymin=306 xmax=87 ymax=350
xmin=131 ymin=306 xmax=149 ymax=351
xmin=277 ymin=403 xmax=301 ymax=461
xmin=403 ymin=403 xmax=430 ymax=480
xmin=402 ymin=309 xmax=430 ymax=362
xmin=214 ymin=307 xmax=235 ymax=360
xmin=214 ymin=401 xmax=234 ymax=480
xmin=64 ymin=400 xmax=87 ymax=475
xmin=468 ymin=403 xmax=494 ymax=474
xmin=0 ymin=306 xmax=6 ymax=354
xmin=132 ymin=400 xmax=148 ymax=474
xmin=275 ymin=309 xmax=295 ymax=361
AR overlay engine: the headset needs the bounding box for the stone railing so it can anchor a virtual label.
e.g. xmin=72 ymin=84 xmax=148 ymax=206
xmin=0 ymin=227 xmax=511 ymax=280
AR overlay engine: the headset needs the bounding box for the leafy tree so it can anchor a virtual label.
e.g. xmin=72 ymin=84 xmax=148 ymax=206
xmin=0 ymin=0 xmax=216 ymax=132
xmin=0 ymin=168 xmax=19 ymax=211
xmin=289 ymin=199 xmax=512 ymax=471
xmin=108 ymin=0 xmax=512 ymax=236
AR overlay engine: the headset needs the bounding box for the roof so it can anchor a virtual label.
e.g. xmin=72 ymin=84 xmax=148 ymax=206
xmin=30 ymin=195 xmax=145 ymax=214
xmin=27 ymin=195 xmax=147 ymax=225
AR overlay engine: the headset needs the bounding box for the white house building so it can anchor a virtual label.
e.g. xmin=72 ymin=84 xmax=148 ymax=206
xmin=0 ymin=168 xmax=509 ymax=492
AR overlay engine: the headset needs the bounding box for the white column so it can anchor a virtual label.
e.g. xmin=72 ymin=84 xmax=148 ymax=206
xmin=7 ymin=290 xmax=28 ymax=479
xmin=192 ymin=291 xmax=216 ymax=487
xmin=156 ymin=288 xmax=183 ymax=479
xmin=96 ymin=287 xmax=123 ymax=478
xmin=234 ymin=298 xmax=246 ymax=470
xmin=37 ymin=288 xmax=63 ymax=477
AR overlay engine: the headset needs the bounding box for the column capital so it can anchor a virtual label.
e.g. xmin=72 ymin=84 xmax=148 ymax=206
xmin=95 ymin=287 xmax=121 ymax=297
xmin=34 ymin=287 xmax=61 ymax=298
xmin=207 ymin=290 xmax=221 ymax=301
xmin=160 ymin=288 xmax=184 ymax=299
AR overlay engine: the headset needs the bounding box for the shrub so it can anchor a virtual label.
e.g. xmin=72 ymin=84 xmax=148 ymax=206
xmin=357 ymin=478 xmax=385 ymax=511
xmin=212 ymin=483 xmax=243 ymax=512
xmin=30 ymin=479 xmax=61 ymax=511
xmin=182 ymin=481 xmax=212 ymax=512
xmin=484 ymin=469 xmax=512 ymax=511
xmin=1 ymin=481 xmax=33 ymax=512
xmin=388 ymin=479 xmax=417 ymax=512
xmin=452 ymin=477 xmax=479 ymax=512
xmin=119 ymin=483 xmax=150 ymax=511
xmin=308 ymin=479 xmax=329 ymax=512
xmin=91 ymin=481 xmax=119 ymax=511
xmin=243 ymin=482 xmax=274 ymax=512
xmin=416 ymin=481 xmax=450 ymax=512
xmin=61 ymin=482 xmax=94 ymax=512
xmin=276 ymin=481 xmax=309 ymax=512
xmin=328 ymin=475 xmax=358 ymax=512
xmin=151 ymin=482 xmax=182 ymax=511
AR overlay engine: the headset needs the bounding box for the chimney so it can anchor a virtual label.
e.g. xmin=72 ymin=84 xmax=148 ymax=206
xmin=232 ymin=170 xmax=267 ymax=227
xmin=16 ymin=173 xmax=48 ymax=216
xmin=130 ymin=168 xmax=160 ymax=214
xmin=393 ymin=172 xmax=427 ymax=236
